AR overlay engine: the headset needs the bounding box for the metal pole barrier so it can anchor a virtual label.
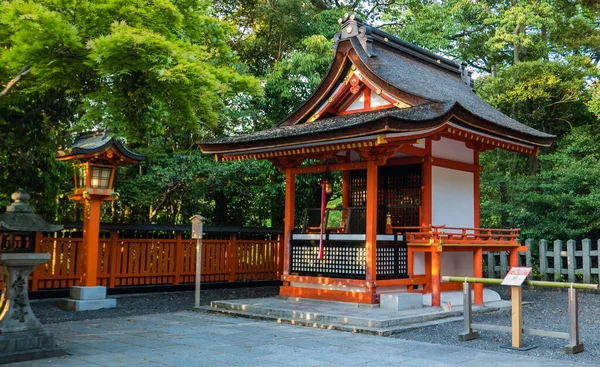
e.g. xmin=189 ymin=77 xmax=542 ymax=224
xmin=441 ymin=276 xmax=599 ymax=290
xmin=566 ymin=286 xmax=584 ymax=354
xmin=458 ymin=281 xmax=479 ymax=341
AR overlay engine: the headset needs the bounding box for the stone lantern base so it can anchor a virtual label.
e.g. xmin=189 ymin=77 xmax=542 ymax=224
xmin=0 ymin=329 xmax=66 ymax=364
xmin=0 ymin=253 xmax=66 ymax=364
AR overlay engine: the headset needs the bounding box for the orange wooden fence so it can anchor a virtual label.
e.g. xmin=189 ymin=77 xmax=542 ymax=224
xmin=0 ymin=225 xmax=283 ymax=291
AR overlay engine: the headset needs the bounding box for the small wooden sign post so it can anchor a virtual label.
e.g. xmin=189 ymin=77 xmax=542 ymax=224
xmin=190 ymin=215 xmax=206 ymax=309
xmin=501 ymin=267 xmax=532 ymax=350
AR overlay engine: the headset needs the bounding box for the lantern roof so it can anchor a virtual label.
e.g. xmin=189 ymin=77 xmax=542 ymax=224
xmin=190 ymin=214 xmax=206 ymax=222
xmin=0 ymin=189 xmax=63 ymax=233
xmin=200 ymin=16 xmax=554 ymax=157
xmin=56 ymin=130 xmax=145 ymax=165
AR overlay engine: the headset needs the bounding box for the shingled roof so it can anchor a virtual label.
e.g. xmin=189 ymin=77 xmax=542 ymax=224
xmin=56 ymin=130 xmax=145 ymax=163
xmin=201 ymin=16 xmax=554 ymax=154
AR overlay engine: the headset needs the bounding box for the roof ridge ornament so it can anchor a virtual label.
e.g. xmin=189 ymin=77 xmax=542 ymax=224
xmin=459 ymin=63 xmax=475 ymax=91
xmin=338 ymin=14 xmax=377 ymax=58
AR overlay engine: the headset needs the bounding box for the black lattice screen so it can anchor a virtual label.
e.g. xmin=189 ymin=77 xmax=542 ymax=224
xmin=350 ymin=165 xmax=421 ymax=233
xmin=290 ymin=235 xmax=408 ymax=279
xmin=290 ymin=240 xmax=366 ymax=278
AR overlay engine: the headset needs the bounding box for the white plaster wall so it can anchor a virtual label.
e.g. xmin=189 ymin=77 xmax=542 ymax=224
xmin=413 ymin=139 xmax=425 ymax=149
xmin=441 ymin=252 xmax=474 ymax=277
xmin=432 ymin=166 xmax=474 ymax=228
xmin=370 ymin=90 xmax=389 ymax=107
xmin=413 ymin=252 xmax=425 ymax=274
xmin=432 ymin=166 xmax=475 ymax=277
xmin=346 ymin=93 xmax=365 ymax=111
xmin=432 ymin=137 xmax=473 ymax=164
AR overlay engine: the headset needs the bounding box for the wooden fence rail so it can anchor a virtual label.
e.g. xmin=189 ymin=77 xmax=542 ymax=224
xmin=0 ymin=224 xmax=283 ymax=291
xmin=484 ymin=239 xmax=600 ymax=283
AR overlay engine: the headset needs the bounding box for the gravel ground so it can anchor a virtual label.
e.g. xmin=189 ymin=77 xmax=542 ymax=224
xmin=32 ymin=286 xmax=279 ymax=324
xmin=393 ymin=286 xmax=600 ymax=364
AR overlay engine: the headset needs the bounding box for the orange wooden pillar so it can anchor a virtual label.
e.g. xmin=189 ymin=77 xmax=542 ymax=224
xmin=282 ymin=168 xmax=295 ymax=280
xmin=509 ymin=248 xmax=519 ymax=269
xmin=473 ymin=150 xmax=483 ymax=305
xmin=342 ymin=170 xmax=350 ymax=208
xmin=365 ymin=159 xmax=378 ymax=303
xmin=473 ymin=247 xmax=483 ymax=305
xmin=431 ymin=249 xmax=441 ymax=306
xmin=421 ymin=139 xmax=440 ymax=306
xmin=81 ymin=198 xmax=102 ymax=286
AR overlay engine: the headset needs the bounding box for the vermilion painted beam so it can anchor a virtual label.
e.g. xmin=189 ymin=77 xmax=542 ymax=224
xmin=291 ymin=161 xmax=367 ymax=175
xmin=385 ymin=156 xmax=423 ymax=167
xmin=375 ymin=276 xmax=429 ymax=287
xmin=279 ymin=285 xmax=377 ymax=304
xmin=282 ymin=275 xmax=366 ymax=287
xmin=396 ymin=144 xmax=427 ymax=157
xmin=431 ymin=157 xmax=480 ymax=173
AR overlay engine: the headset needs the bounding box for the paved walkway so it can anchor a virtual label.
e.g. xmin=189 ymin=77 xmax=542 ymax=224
xmin=11 ymin=311 xmax=583 ymax=367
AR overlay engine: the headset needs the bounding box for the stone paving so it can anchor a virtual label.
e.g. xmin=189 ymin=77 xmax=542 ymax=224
xmin=8 ymin=311 xmax=586 ymax=367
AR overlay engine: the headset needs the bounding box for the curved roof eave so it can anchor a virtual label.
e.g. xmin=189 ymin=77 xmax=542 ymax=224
xmin=200 ymin=102 xmax=553 ymax=155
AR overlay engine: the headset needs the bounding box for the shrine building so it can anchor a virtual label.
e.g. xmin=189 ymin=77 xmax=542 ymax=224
xmin=199 ymin=16 xmax=554 ymax=307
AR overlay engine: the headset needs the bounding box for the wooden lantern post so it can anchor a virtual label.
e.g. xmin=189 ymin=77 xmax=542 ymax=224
xmin=56 ymin=131 xmax=144 ymax=311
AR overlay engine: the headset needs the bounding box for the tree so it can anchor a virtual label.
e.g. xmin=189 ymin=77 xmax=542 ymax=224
xmin=0 ymin=0 xmax=260 ymax=219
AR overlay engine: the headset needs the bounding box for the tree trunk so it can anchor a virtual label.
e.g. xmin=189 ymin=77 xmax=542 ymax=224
xmin=213 ymin=190 xmax=227 ymax=225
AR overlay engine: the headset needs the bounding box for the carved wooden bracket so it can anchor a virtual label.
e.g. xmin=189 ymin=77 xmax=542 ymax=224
xmin=358 ymin=143 xmax=404 ymax=166
xmin=268 ymin=156 xmax=305 ymax=172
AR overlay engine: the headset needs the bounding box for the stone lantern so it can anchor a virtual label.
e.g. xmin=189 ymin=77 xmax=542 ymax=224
xmin=0 ymin=189 xmax=65 ymax=364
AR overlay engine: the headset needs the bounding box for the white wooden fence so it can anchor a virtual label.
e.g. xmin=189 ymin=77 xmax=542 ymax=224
xmin=483 ymin=239 xmax=600 ymax=283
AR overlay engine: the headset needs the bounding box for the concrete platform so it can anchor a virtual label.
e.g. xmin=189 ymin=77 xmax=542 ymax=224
xmin=197 ymin=296 xmax=511 ymax=336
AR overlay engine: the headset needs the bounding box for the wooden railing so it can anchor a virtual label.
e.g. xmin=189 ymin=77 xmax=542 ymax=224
xmin=0 ymin=224 xmax=283 ymax=291
xmin=387 ymin=225 xmax=520 ymax=245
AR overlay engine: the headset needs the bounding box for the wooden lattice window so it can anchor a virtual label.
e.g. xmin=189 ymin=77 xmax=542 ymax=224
xmin=350 ymin=164 xmax=421 ymax=233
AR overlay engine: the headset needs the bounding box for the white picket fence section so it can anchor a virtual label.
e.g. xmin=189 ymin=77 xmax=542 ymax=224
xmin=483 ymin=239 xmax=600 ymax=283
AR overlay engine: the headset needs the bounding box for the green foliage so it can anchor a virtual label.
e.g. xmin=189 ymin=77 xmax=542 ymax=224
xmin=481 ymin=125 xmax=600 ymax=239
xmin=264 ymin=35 xmax=334 ymax=122
xmin=0 ymin=0 xmax=259 ymax=221
xmin=1 ymin=0 xmax=600 ymax=236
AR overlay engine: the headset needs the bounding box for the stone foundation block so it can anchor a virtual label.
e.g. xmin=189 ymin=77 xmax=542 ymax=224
xmin=70 ymin=286 xmax=108 ymax=300
xmin=57 ymin=297 xmax=117 ymax=311
xmin=380 ymin=293 xmax=423 ymax=311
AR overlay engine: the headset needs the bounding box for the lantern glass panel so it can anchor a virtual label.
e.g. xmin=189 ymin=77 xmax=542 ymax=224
xmin=90 ymin=166 xmax=112 ymax=189
xmin=75 ymin=166 xmax=87 ymax=189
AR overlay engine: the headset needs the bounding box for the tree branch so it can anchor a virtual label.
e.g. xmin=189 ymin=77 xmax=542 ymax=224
xmin=0 ymin=66 xmax=31 ymax=98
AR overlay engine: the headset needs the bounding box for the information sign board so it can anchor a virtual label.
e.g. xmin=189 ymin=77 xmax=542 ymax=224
xmin=501 ymin=267 xmax=532 ymax=286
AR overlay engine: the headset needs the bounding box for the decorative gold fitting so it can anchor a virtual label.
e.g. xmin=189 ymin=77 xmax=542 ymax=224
xmin=376 ymin=88 xmax=382 ymax=95
xmin=375 ymin=134 xmax=387 ymax=145
xmin=386 ymin=213 xmax=391 ymax=225
xmin=307 ymin=114 xmax=319 ymax=123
